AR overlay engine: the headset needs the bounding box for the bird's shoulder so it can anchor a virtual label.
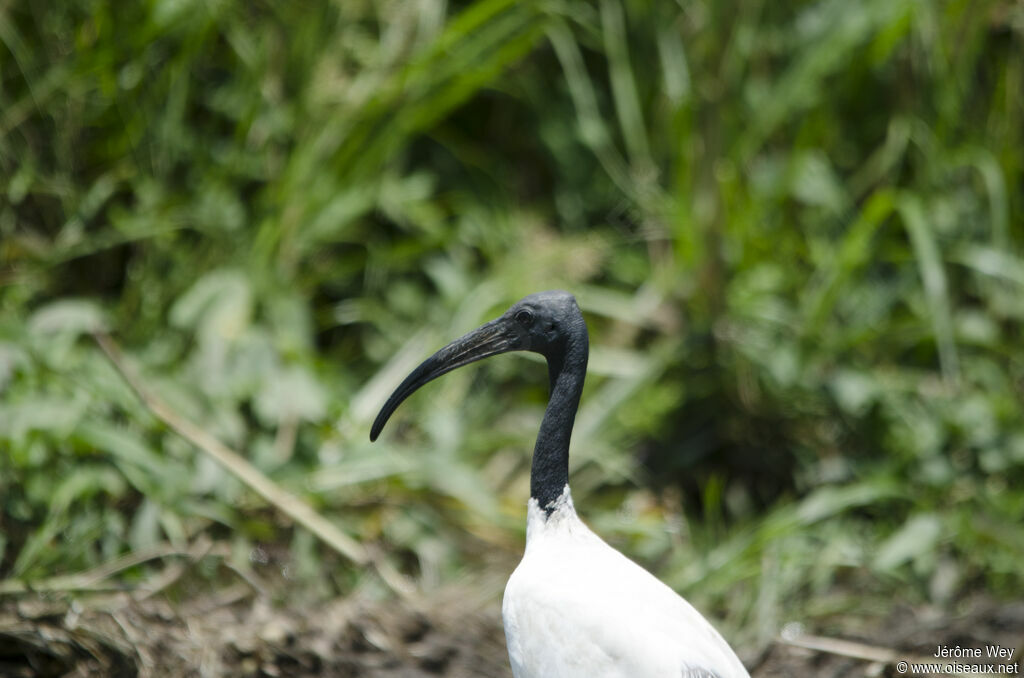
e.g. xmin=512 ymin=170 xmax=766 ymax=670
xmin=503 ymin=513 xmax=748 ymax=678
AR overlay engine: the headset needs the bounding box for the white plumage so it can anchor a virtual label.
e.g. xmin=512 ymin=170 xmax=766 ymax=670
xmin=503 ymin=486 xmax=750 ymax=678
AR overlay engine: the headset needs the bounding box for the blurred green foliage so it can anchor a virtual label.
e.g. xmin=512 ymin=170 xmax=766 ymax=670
xmin=2 ymin=0 xmax=1023 ymax=643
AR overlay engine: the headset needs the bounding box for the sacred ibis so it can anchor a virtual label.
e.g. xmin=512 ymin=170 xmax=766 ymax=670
xmin=370 ymin=290 xmax=750 ymax=678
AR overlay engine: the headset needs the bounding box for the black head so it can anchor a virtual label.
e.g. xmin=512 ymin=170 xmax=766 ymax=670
xmin=369 ymin=290 xmax=586 ymax=441
xmin=500 ymin=290 xmax=585 ymax=359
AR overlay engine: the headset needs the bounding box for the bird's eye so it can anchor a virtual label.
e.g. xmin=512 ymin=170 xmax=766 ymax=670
xmin=514 ymin=309 xmax=534 ymax=326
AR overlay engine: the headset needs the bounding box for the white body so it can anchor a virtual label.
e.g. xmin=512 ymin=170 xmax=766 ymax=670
xmin=502 ymin=487 xmax=750 ymax=678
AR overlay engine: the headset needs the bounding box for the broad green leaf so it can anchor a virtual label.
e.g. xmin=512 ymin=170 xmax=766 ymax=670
xmin=874 ymin=513 xmax=943 ymax=571
xmin=254 ymin=365 xmax=327 ymax=424
xmin=28 ymin=299 xmax=106 ymax=336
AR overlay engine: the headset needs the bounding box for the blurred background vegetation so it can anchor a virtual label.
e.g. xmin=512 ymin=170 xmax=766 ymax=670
xmin=2 ymin=0 xmax=1023 ymax=654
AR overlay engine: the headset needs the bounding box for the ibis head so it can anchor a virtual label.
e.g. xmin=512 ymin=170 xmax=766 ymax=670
xmin=369 ymin=290 xmax=588 ymax=511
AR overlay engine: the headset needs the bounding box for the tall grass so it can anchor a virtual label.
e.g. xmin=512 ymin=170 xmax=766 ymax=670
xmin=2 ymin=0 xmax=1022 ymax=644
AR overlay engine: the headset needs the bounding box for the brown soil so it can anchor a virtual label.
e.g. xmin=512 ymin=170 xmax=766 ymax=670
xmin=1 ymin=590 xmax=1021 ymax=677
xmin=755 ymin=599 xmax=1024 ymax=678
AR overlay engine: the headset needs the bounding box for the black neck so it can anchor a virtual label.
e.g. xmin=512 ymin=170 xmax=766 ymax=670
xmin=530 ymin=324 xmax=588 ymax=515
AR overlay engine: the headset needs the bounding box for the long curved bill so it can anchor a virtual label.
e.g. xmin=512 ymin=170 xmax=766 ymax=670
xmin=370 ymin=316 xmax=523 ymax=441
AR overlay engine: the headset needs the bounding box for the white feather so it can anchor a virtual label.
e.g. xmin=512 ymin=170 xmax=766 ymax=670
xmin=502 ymin=486 xmax=750 ymax=678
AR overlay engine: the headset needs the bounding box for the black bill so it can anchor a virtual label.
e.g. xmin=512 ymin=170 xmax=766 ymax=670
xmin=370 ymin=316 xmax=524 ymax=441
